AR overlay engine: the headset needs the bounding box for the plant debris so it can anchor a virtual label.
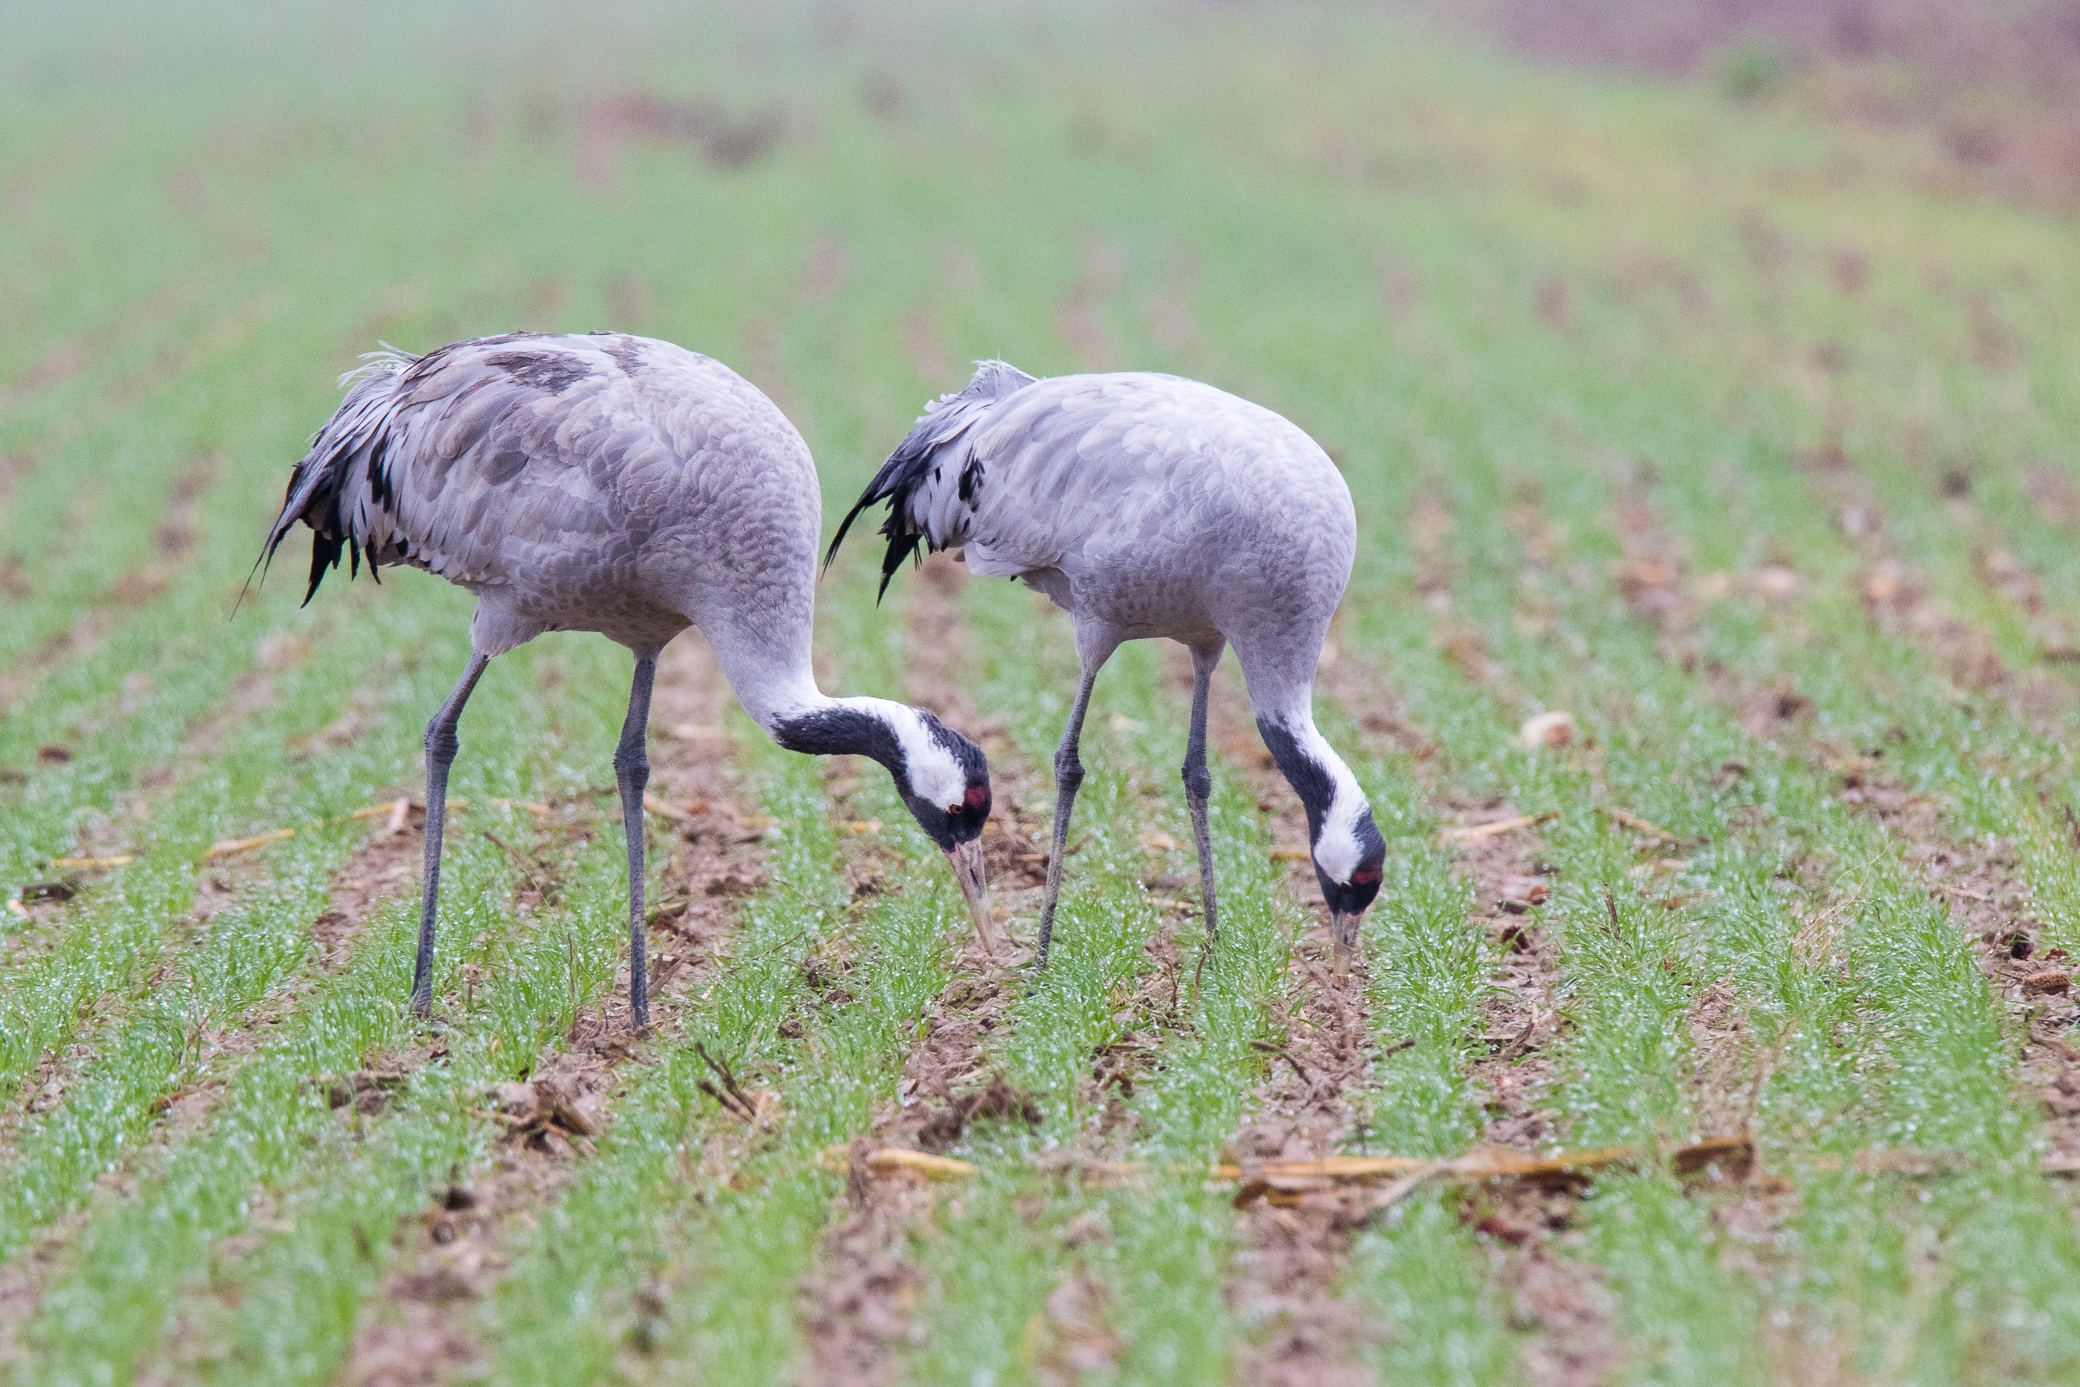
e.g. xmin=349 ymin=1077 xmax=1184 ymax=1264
xmin=1441 ymin=811 xmax=1557 ymax=843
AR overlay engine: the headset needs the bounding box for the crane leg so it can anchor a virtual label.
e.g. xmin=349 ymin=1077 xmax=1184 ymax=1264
xmin=614 ymin=648 xmax=660 ymax=1031
xmin=1182 ymin=640 xmax=1226 ymax=954
xmin=413 ymin=651 xmax=491 ymax=1019
xmin=1034 ymin=654 xmax=1109 ymax=971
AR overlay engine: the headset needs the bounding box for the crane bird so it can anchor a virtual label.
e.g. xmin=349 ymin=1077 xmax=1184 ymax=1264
xmin=261 ymin=332 xmax=998 ymax=1030
xmin=830 ymin=362 xmax=1385 ymax=978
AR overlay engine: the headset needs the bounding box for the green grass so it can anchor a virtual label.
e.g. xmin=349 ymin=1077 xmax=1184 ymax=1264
xmin=6 ymin=1 xmax=2080 ymax=1382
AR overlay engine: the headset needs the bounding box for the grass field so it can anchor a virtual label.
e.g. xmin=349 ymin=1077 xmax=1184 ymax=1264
xmin=6 ymin=2 xmax=2080 ymax=1383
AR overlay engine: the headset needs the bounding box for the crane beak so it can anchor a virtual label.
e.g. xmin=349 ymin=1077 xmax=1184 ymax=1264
xmin=947 ymin=839 xmax=1001 ymax=957
xmin=1330 ymin=911 xmax=1360 ymax=983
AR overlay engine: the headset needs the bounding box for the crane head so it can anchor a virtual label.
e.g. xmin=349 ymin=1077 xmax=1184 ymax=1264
xmin=773 ymin=697 xmax=998 ymax=954
xmin=883 ymin=712 xmax=999 ymax=957
xmin=1319 ymin=831 xmax=1385 ymax=983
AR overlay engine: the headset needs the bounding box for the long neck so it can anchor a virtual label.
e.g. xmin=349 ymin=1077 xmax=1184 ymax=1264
xmin=702 ymin=616 xmax=968 ymax=811
xmin=705 ymin=616 xmax=827 ymax=735
xmin=1255 ymin=703 xmax=1372 ymax=881
xmin=702 ymin=620 xmax=888 ymax=755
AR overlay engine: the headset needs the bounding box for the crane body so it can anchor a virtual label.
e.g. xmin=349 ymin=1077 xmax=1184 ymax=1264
xmin=265 ymin=332 xmax=996 ymax=1029
xmin=833 ymin=363 xmax=1385 ymax=976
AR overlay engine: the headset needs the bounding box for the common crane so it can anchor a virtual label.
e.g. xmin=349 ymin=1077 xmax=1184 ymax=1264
xmin=263 ymin=332 xmax=998 ymax=1030
xmin=831 ymin=363 xmax=1384 ymax=978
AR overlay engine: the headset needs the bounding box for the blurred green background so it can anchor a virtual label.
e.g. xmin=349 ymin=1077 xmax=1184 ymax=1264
xmin=8 ymin=3 xmax=2080 ymax=1384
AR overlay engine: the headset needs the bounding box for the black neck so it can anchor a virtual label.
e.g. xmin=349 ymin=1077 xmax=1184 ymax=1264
xmin=1256 ymin=717 xmax=1334 ymax=845
xmin=772 ymin=705 xmax=900 ymax=773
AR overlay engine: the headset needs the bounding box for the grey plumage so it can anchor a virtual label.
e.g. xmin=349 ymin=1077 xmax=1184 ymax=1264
xmin=835 ymin=364 xmax=1386 ymax=976
xmin=266 ymin=332 xmax=999 ymax=1029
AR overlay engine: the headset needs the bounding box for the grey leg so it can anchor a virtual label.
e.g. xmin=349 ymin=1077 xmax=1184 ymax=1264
xmin=1034 ymin=654 xmax=1110 ymax=972
xmin=412 ymin=651 xmax=492 ymax=1018
xmin=1182 ymin=640 xmax=1225 ymax=952
xmin=615 ymin=648 xmax=660 ymax=1030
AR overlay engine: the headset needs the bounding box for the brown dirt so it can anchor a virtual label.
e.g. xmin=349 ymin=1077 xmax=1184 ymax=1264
xmin=1777 ymin=445 xmax=2074 ymax=723
xmin=1607 ymin=478 xmax=2080 ymax=1314
xmin=1441 ymin=800 xmax=1624 ymax=1387
xmin=1140 ymin=245 xmax=1213 ymax=374
xmin=1458 ymin=0 xmax=2080 ymax=214
xmin=340 ymin=630 xmax=770 ymax=1386
xmin=0 ymin=630 xmax=413 ymax=1163
xmin=737 ymin=314 xmax=805 ymax=430
xmin=1838 ymin=774 xmax=2080 ymax=1158
xmin=1498 ymin=1244 xmax=1624 ymax=1387
xmin=0 ymin=450 xmax=36 ymax=533
xmin=798 ymin=235 xmax=848 ymax=303
xmin=1225 ymin=969 xmax=1384 ymax=1387
xmin=793 ymin=928 xmax=1026 ymax=1387
xmin=1611 ymin=468 xmax=2077 ymax=1069
xmin=1197 ymin=644 xmax=1382 ymax=1385
xmin=903 ymin=555 xmax=1050 ymax=904
xmin=792 ymin=556 xmax=1038 ymax=1386
xmin=0 ymin=771 xmax=470 ymax=1364
xmin=794 ymin=1164 xmax=936 ymax=1387
xmin=0 ymin=283 xmax=195 ymax=415
xmin=574 ymin=92 xmax=786 ymax=192
xmin=108 ymin=299 xmax=269 ymax=408
xmin=1320 ymin=598 xmax=1622 ymax=1384
xmin=898 ymin=307 xmax=950 ymax=387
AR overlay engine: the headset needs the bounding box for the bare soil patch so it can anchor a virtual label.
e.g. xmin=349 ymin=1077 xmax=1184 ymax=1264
xmin=904 ymin=554 xmax=1050 ymax=913
xmin=1224 ymin=963 xmax=1383 ymax=1387
xmin=0 ymin=452 xmax=224 ymax=713
xmin=1056 ymin=237 xmax=1125 ymax=373
xmin=793 ymin=931 xmax=1027 ymax=1387
xmin=792 ymin=557 xmax=1038 ymax=1386
xmin=1612 ymin=476 xmax=2079 ymax=1148
xmin=1438 ymin=801 xmax=1623 ymax=1387
xmin=1838 ymin=775 xmax=2080 ymax=1158
xmin=1204 ymin=646 xmax=1385 ymax=1385
xmin=1323 ymin=614 xmax=1621 ymax=1384
xmin=341 ymin=631 xmax=767 ymax=1386
xmin=0 ymin=782 xmax=465 ymax=1365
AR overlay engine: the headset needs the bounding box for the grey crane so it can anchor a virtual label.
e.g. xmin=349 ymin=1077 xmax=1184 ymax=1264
xmin=261 ymin=332 xmax=998 ymax=1030
xmin=830 ymin=363 xmax=1385 ymax=978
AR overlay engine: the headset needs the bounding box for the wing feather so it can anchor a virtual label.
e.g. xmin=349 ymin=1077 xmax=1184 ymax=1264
xmin=825 ymin=360 xmax=1036 ymax=598
xmin=262 ymin=333 xmax=647 ymax=602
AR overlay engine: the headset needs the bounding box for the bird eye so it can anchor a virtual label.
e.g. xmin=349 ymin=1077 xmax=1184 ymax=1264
xmin=946 ymin=802 xmax=965 ymax=816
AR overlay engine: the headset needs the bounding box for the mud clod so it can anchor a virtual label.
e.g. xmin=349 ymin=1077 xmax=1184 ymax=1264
xmin=913 ymin=1076 xmax=1042 ymax=1153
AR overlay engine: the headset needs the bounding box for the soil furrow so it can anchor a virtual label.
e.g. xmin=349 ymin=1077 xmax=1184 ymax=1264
xmin=1610 ymin=479 xmax=2080 ymax=1151
xmin=0 ymin=794 xmax=444 ymax=1365
xmin=341 ymin=632 xmax=767 ymax=1387
xmin=794 ymin=555 xmax=1040 ymax=1386
xmin=1211 ymin=645 xmax=1382 ymax=1387
xmin=1439 ymin=804 xmax=1621 ymax=1387
xmin=1319 ymin=629 xmax=1623 ymax=1386
xmin=1056 ymin=237 xmax=1125 ymax=373
xmin=1837 ymin=778 xmax=2080 ymax=1155
xmin=0 ymin=452 xmax=225 ymax=725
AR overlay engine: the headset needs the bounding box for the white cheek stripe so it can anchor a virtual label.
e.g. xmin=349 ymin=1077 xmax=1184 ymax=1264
xmin=1293 ymin=722 xmax=1368 ymax=884
xmin=867 ymin=698 xmax=966 ymax=808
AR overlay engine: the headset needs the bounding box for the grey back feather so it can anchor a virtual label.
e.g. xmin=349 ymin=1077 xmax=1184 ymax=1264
xmin=263 ymin=332 xmax=824 ymax=674
xmin=830 ymin=362 xmax=1357 ymax=715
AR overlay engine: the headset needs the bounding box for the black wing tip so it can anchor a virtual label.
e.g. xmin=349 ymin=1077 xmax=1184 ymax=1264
xmin=823 ymin=499 xmax=870 ymax=575
xmin=828 ymin=402 xmax=965 ymax=600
